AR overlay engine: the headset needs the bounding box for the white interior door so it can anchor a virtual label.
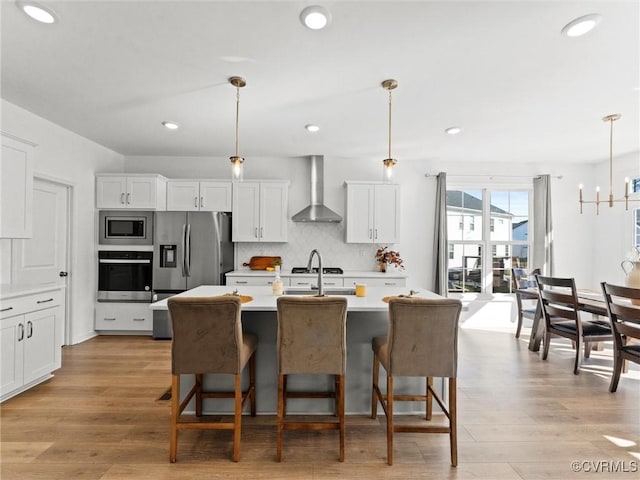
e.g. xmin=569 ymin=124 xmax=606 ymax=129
xmin=12 ymin=179 xmax=68 ymax=285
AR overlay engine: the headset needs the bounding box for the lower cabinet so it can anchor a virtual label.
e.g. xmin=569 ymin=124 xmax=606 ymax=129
xmin=95 ymin=302 xmax=152 ymax=333
xmin=1 ymin=288 xmax=63 ymax=402
xmin=226 ymin=276 xmax=285 ymax=287
xmin=343 ymin=276 xmax=406 ymax=287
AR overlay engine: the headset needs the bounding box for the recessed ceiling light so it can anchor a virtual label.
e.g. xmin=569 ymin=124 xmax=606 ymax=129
xmin=305 ymin=124 xmax=320 ymax=133
xmin=561 ymin=13 xmax=602 ymax=37
xmin=17 ymin=1 xmax=58 ymax=24
xmin=445 ymin=126 xmax=463 ymax=135
xmin=162 ymin=121 xmax=180 ymax=130
xmin=300 ymin=5 xmax=331 ymax=30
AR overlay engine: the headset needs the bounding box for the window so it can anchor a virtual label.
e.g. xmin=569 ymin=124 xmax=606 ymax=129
xmin=447 ymin=189 xmax=531 ymax=293
xmin=636 ymin=209 xmax=640 ymax=247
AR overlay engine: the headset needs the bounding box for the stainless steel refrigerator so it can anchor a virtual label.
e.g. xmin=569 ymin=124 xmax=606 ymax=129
xmin=152 ymin=211 xmax=234 ymax=338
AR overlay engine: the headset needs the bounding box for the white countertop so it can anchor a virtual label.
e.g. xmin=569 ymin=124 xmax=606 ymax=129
xmin=226 ymin=270 xmax=407 ymax=278
xmin=149 ymin=285 xmax=436 ymax=312
xmin=0 ymin=283 xmax=66 ymax=300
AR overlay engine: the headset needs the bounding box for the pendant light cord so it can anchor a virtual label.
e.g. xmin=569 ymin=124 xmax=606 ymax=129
xmin=609 ymin=116 xmax=613 ymax=198
xmin=235 ymin=85 xmax=240 ymax=157
xmin=388 ymin=88 xmax=392 ymax=159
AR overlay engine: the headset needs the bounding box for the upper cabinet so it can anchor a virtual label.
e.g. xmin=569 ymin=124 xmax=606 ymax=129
xmin=166 ymin=180 xmax=232 ymax=212
xmin=232 ymin=181 xmax=288 ymax=242
xmin=345 ymin=182 xmax=400 ymax=244
xmin=96 ymin=174 xmax=167 ymax=210
xmin=1 ymin=133 xmax=35 ymax=238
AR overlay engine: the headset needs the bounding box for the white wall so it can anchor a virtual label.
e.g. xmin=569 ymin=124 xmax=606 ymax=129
xmin=1 ymin=100 xmax=124 ymax=344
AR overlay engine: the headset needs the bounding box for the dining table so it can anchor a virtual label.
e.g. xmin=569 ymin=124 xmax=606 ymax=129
xmin=516 ymin=287 xmax=609 ymax=352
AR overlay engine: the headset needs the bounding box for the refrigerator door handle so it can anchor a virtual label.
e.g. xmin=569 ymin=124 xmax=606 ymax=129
xmin=181 ymin=223 xmax=187 ymax=277
xmin=185 ymin=223 xmax=192 ymax=277
xmin=213 ymin=213 xmax=222 ymax=275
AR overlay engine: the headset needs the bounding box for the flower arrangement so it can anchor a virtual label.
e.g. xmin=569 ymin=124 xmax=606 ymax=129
xmin=375 ymin=246 xmax=405 ymax=270
xmin=626 ymin=246 xmax=640 ymax=262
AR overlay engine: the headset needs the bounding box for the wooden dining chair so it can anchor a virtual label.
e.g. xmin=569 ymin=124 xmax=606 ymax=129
xmin=167 ymin=296 xmax=257 ymax=462
xmin=371 ymin=297 xmax=462 ymax=466
xmin=511 ymin=268 xmax=540 ymax=338
xmin=276 ymin=295 xmax=348 ymax=462
xmin=535 ymin=275 xmax=612 ymax=375
xmin=600 ymin=282 xmax=640 ymax=392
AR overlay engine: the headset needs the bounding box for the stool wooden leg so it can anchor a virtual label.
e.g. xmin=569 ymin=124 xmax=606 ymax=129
xmin=195 ymin=373 xmax=203 ymax=417
xmin=276 ymin=374 xmax=284 ymax=462
xmin=338 ymin=374 xmax=345 ymax=462
xmin=249 ymin=352 xmax=256 ymax=416
xmin=386 ymin=374 xmax=394 ymax=466
xmin=169 ymin=374 xmax=179 ymax=463
xmin=426 ymin=376 xmax=433 ymax=421
xmin=449 ymin=377 xmax=458 ymax=467
xmin=371 ymin=353 xmax=379 ymax=419
xmin=232 ymin=374 xmax=241 ymax=462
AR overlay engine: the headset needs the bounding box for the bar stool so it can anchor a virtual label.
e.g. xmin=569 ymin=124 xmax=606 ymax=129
xmin=167 ymin=296 xmax=257 ymax=462
xmin=276 ymin=295 xmax=348 ymax=462
xmin=372 ymin=297 xmax=462 ymax=466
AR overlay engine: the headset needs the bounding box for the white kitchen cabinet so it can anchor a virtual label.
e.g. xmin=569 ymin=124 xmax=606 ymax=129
xmin=96 ymin=174 xmax=167 ymax=210
xmin=95 ymin=302 xmax=152 ymax=333
xmin=232 ymin=181 xmax=288 ymax=242
xmin=1 ymin=287 xmax=64 ymax=402
xmin=226 ymin=275 xmax=287 ymax=287
xmin=1 ymin=133 xmax=34 ymax=238
xmin=343 ymin=276 xmax=406 ymax=287
xmin=166 ymin=180 xmax=232 ymax=212
xmin=344 ymin=182 xmax=400 ymax=244
xmin=288 ymin=277 xmax=344 ymax=288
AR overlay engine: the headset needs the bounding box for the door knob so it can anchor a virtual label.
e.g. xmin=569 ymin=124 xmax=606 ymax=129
xmin=59 ymin=271 xmax=68 ymax=277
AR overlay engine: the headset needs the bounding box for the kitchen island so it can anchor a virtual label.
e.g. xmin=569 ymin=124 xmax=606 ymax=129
xmin=150 ymin=285 xmax=442 ymax=415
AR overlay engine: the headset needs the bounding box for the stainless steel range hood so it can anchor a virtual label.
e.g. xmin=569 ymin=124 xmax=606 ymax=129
xmin=292 ymin=155 xmax=342 ymax=223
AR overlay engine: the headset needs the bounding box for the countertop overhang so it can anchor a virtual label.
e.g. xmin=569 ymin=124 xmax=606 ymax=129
xmin=149 ymin=285 xmax=435 ymax=312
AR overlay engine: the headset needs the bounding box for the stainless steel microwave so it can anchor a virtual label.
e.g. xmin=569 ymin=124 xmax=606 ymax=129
xmin=99 ymin=211 xmax=153 ymax=245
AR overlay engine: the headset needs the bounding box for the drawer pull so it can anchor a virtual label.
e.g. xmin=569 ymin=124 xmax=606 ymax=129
xmin=384 ymin=282 xmax=396 ymax=286
xmin=133 ymin=318 xmax=146 ymax=322
xmin=325 ymin=282 xmax=336 ymax=286
xmin=235 ymin=281 xmax=248 ymax=284
xmin=104 ymin=317 xmax=116 ymax=321
xmin=1 ymin=306 xmax=13 ymax=312
xmin=36 ymin=298 xmax=54 ymax=304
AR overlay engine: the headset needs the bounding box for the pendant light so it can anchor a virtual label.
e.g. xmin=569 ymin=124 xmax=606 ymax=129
xmin=229 ymin=76 xmax=246 ymax=181
xmin=381 ymin=79 xmax=398 ymax=183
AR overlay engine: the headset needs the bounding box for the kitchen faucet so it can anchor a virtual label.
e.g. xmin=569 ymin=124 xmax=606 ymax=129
xmin=306 ymin=249 xmax=324 ymax=296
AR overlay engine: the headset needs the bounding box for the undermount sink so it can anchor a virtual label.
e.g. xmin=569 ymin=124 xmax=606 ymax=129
xmin=283 ymin=287 xmax=356 ymax=296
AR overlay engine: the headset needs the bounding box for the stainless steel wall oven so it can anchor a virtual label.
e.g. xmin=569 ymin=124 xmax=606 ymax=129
xmin=98 ymin=251 xmax=153 ymax=302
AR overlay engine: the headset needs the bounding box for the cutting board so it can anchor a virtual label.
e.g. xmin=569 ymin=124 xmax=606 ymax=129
xmin=242 ymin=256 xmax=282 ymax=270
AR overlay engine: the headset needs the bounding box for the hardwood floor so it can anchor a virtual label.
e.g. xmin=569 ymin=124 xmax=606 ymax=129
xmin=1 ymin=327 xmax=639 ymax=479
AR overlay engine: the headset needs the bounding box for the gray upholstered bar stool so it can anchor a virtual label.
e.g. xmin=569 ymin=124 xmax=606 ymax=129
xmin=276 ymin=295 xmax=348 ymax=462
xmin=371 ymin=297 xmax=462 ymax=466
xmin=167 ymin=295 xmax=257 ymax=463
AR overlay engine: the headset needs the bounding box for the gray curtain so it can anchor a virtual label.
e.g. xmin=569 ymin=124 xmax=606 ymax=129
xmin=432 ymin=172 xmax=448 ymax=295
xmin=533 ymin=174 xmax=554 ymax=276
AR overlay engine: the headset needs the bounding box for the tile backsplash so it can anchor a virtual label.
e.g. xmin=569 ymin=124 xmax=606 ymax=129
xmin=236 ymin=222 xmax=382 ymax=272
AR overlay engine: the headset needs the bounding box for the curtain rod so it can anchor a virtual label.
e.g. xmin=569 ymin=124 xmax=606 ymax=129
xmin=424 ymin=173 xmax=563 ymax=179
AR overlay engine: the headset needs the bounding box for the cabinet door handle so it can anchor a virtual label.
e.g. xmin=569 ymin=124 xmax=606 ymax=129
xmin=37 ymin=298 xmax=54 ymax=304
xmin=369 ymin=229 xmax=372 ymax=239
xmin=195 ymin=196 xmax=198 ymax=208
xmin=26 ymin=320 xmax=33 ymax=339
xmin=255 ymin=227 xmax=258 ymax=238
xmin=1 ymin=306 xmax=13 ymax=312
xmin=18 ymin=323 xmax=24 ymax=341
xmin=235 ymin=281 xmax=248 ymax=285
xmin=374 ymin=229 xmax=378 ymax=239
xmin=200 ymin=196 xmax=204 ymax=208
xmin=133 ymin=318 xmax=145 ymax=322
xmin=127 ymin=193 xmax=131 ymax=204
xmin=120 ymin=193 xmax=125 ymax=204
xmin=260 ymin=227 xmax=263 ymax=238
xmin=104 ymin=317 xmax=116 ymax=321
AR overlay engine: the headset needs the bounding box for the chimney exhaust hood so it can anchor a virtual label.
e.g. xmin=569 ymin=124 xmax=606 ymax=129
xmin=291 ymin=155 xmax=342 ymax=223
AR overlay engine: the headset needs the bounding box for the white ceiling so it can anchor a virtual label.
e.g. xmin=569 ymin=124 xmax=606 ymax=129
xmin=2 ymin=1 xmax=639 ymax=166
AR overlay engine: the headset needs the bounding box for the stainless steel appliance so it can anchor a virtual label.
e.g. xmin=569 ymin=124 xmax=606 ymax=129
xmin=152 ymin=211 xmax=234 ymax=338
xmin=99 ymin=210 xmax=153 ymax=245
xmin=97 ymin=251 xmax=153 ymax=302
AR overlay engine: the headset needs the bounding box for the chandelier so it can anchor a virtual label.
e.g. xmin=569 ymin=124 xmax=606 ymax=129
xmin=579 ymin=114 xmax=636 ymax=214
